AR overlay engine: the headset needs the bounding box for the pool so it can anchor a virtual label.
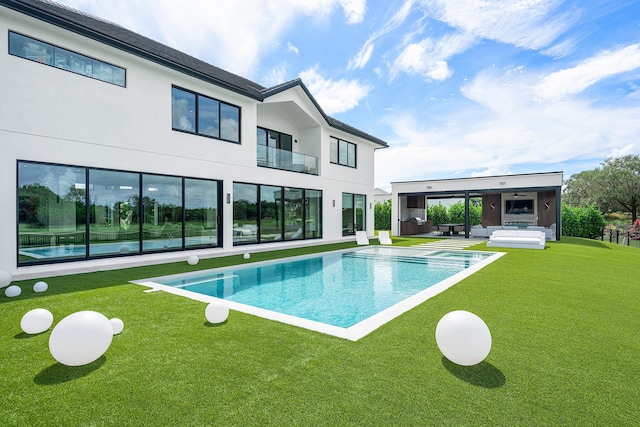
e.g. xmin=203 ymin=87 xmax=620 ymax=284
xmin=135 ymin=247 xmax=504 ymax=340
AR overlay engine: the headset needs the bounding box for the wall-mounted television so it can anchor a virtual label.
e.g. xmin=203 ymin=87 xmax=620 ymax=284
xmin=505 ymin=199 xmax=534 ymax=215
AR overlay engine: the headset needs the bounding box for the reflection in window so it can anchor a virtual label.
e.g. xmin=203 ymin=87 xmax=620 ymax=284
xmin=330 ymin=137 xmax=357 ymax=168
xmin=172 ymin=86 xmax=240 ymax=143
xmin=220 ymin=103 xmax=240 ymax=142
xmin=198 ymin=97 xmax=220 ymax=138
xmin=18 ymin=162 xmax=87 ymax=264
xmin=9 ymin=32 xmax=126 ymax=86
xmin=305 ymin=190 xmax=322 ymax=239
xmin=234 ymin=183 xmax=322 ymax=245
xmin=284 ymin=188 xmax=304 ymax=241
xmin=17 ymin=161 xmax=222 ymax=265
xmin=260 ymin=186 xmax=282 ymax=242
xmin=89 ymin=169 xmax=140 ymax=256
xmin=185 ymin=178 xmax=219 ymax=248
xmin=233 ymin=183 xmax=258 ymax=244
xmin=172 ymin=87 xmax=195 ymax=132
xmin=342 ymin=193 xmax=365 ymax=236
xmin=142 ymin=175 xmax=183 ymax=251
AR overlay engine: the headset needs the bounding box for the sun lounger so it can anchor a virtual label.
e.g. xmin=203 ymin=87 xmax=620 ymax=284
xmin=378 ymin=230 xmax=392 ymax=245
xmin=355 ymin=231 xmax=369 ymax=245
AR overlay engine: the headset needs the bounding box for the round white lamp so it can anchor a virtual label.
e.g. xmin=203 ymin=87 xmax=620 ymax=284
xmin=21 ymin=308 xmax=54 ymax=334
xmin=33 ymin=281 xmax=49 ymax=293
xmin=49 ymin=311 xmax=114 ymax=366
xmin=205 ymin=300 xmax=229 ymax=324
xmin=435 ymin=310 xmax=492 ymax=366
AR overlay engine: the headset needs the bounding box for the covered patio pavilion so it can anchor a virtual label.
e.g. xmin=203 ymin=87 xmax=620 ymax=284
xmin=391 ymin=172 xmax=563 ymax=240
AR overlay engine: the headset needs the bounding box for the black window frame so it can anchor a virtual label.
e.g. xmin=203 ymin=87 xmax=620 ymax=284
xmin=8 ymin=31 xmax=126 ymax=87
xmin=330 ymin=136 xmax=357 ymax=168
xmin=257 ymin=127 xmax=293 ymax=151
xmin=171 ymin=85 xmax=241 ymax=144
xmin=233 ymin=181 xmax=322 ymax=246
xmin=16 ymin=160 xmax=223 ymax=267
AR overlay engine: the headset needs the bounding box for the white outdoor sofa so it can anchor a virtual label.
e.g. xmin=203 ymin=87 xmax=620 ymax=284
xmin=486 ymin=229 xmax=546 ymax=250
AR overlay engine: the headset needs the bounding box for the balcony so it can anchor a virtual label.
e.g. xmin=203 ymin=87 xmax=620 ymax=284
xmin=257 ymin=145 xmax=318 ymax=175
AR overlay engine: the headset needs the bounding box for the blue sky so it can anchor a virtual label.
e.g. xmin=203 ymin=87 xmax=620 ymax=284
xmin=56 ymin=0 xmax=640 ymax=190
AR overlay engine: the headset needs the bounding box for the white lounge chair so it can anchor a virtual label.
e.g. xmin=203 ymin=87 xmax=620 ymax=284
xmin=378 ymin=230 xmax=392 ymax=245
xmin=355 ymin=231 xmax=369 ymax=245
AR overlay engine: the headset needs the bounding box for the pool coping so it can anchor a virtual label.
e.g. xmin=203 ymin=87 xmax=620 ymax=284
xmin=132 ymin=247 xmax=505 ymax=341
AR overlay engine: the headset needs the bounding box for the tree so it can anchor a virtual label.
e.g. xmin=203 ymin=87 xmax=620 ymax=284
xmin=563 ymin=154 xmax=640 ymax=223
xmin=374 ymin=200 xmax=392 ymax=230
xmin=599 ymin=155 xmax=640 ymax=223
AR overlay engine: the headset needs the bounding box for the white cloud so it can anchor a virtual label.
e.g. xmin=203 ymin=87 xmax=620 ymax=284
xmin=263 ymin=66 xmax=289 ymax=87
xmin=299 ymin=66 xmax=372 ymax=115
xmin=286 ymin=42 xmax=299 ymax=55
xmin=348 ymin=0 xmax=415 ymax=70
xmin=422 ymin=0 xmax=577 ymax=51
xmin=375 ymin=65 xmax=640 ymax=187
xmin=55 ymin=0 xmax=363 ymax=79
xmin=534 ymin=44 xmax=640 ymax=100
xmin=389 ymin=32 xmax=475 ymax=81
xmin=339 ymin=0 xmax=367 ymax=24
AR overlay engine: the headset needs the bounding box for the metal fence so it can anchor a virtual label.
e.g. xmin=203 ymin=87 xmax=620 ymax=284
xmin=598 ymin=228 xmax=640 ymax=247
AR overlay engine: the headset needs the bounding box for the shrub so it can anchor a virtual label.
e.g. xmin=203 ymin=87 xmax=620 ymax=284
xmin=374 ymin=200 xmax=392 ymax=230
xmin=427 ymin=203 xmax=449 ymax=225
xmin=562 ymin=203 xmax=605 ymax=239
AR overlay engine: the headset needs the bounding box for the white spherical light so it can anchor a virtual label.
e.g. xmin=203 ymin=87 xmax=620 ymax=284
xmin=21 ymin=308 xmax=54 ymax=334
xmin=33 ymin=281 xmax=49 ymax=293
xmin=5 ymin=285 xmax=21 ymax=298
xmin=0 ymin=269 xmax=12 ymax=288
xmin=49 ymin=311 xmax=114 ymax=366
xmin=110 ymin=318 xmax=124 ymax=335
xmin=243 ymin=253 xmax=250 ymax=260
xmin=187 ymin=255 xmax=199 ymax=265
xmin=205 ymin=300 xmax=229 ymax=324
xmin=435 ymin=310 xmax=492 ymax=366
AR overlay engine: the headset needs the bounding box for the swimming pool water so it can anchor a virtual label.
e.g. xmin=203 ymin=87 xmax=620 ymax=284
xmin=151 ymin=247 xmax=494 ymax=329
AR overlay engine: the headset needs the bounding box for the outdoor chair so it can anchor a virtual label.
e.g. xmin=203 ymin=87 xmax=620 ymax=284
xmin=378 ymin=230 xmax=392 ymax=245
xmin=355 ymin=231 xmax=370 ymax=245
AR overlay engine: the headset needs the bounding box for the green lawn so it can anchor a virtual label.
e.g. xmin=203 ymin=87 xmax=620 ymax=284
xmin=1 ymin=237 xmax=639 ymax=426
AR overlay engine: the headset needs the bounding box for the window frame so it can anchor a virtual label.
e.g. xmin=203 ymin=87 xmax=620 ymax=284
xmin=233 ymin=181 xmax=322 ymax=246
xmin=171 ymin=85 xmax=241 ymax=144
xmin=8 ymin=31 xmax=126 ymax=87
xmin=330 ymin=136 xmax=357 ymax=168
xmin=17 ymin=160 xmax=223 ymax=266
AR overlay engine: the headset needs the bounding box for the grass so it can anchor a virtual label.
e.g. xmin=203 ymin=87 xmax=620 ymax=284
xmin=1 ymin=237 xmax=639 ymax=426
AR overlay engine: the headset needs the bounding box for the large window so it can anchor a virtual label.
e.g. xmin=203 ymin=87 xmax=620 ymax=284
xmin=142 ymin=174 xmax=183 ymax=251
xmin=233 ymin=183 xmax=322 ymax=245
xmin=172 ymin=86 xmax=240 ymax=143
xmin=9 ymin=32 xmax=126 ymax=86
xmin=305 ymin=190 xmax=322 ymax=239
xmin=185 ymin=178 xmax=219 ymax=248
xmin=17 ymin=161 xmax=221 ymax=265
xmin=89 ymin=169 xmax=140 ymax=257
xmin=330 ymin=137 xmax=357 ymax=168
xmin=233 ymin=183 xmax=258 ymax=244
xmin=18 ymin=163 xmax=87 ymax=263
xmin=342 ymin=193 xmax=366 ymax=236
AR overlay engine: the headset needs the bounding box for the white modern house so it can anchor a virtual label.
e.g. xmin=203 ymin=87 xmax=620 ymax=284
xmin=0 ymin=0 xmax=387 ymax=279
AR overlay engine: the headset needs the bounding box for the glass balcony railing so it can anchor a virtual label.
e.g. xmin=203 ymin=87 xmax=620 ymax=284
xmin=257 ymin=145 xmax=318 ymax=175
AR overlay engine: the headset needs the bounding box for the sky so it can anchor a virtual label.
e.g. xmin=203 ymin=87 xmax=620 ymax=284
xmin=54 ymin=0 xmax=640 ymax=191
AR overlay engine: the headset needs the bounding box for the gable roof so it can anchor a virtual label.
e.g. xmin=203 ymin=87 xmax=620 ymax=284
xmin=2 ymin=0 xmax=388 ymax=147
